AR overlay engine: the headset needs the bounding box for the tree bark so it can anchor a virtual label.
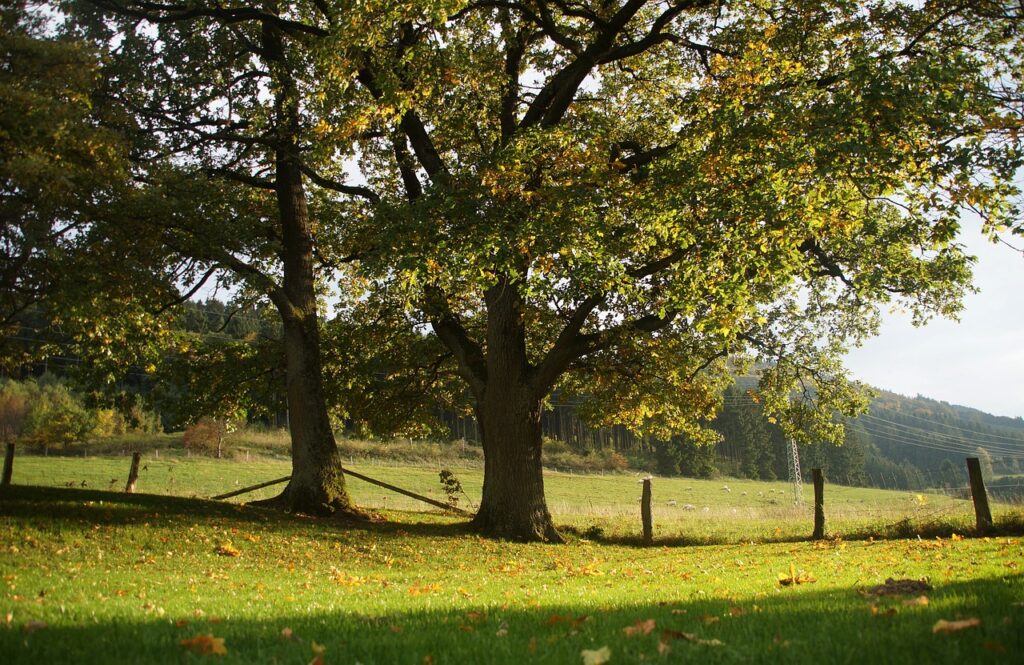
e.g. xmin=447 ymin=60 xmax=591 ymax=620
xmin=471 ymin=385 xmax=561 ymax=542
xmin=466 ymin=279 xmax=561 ymax=542
xmin=268 ymin=314 xmax=352 ymax=515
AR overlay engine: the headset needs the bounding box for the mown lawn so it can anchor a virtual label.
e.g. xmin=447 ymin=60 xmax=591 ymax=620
xmin=1 ymin=484 xmax=1022 ymax=664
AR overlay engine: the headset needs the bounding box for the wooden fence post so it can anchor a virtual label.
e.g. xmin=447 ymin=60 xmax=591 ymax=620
xmin=811 ymin=468 xmax=825 ymax=540
xmin=965 ymin=457 xmax=993 ymax=532
xmin=641 ymin=477 xmax=653 ymax=545
xmin=125 ymin=452 xmax=141 ymax=493
xmin=2 ymin=443 xmax=14 ymax=486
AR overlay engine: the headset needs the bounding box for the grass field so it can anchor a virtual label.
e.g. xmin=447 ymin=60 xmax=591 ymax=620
xmin=5 ymin=453 xmax=1016 ymax=543
xmin=0 ymin=482 xmax=1022 ymax=664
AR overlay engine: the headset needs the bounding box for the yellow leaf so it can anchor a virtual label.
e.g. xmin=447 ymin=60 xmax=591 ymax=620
xmin=311 ymin=641 xmax=326 ymax=655
xmin=778 ymin=563 xmax=816 ymax=586
xmin=180 ymin=633 xmax=227 ymax=656
xmin=933 ymin=618 xmax=981 ymax=634
xmin=903 ymin=596 xmax=929 ymax=607
xmin=215 ymin=542 xmax=241 ymax=557
xmin=581 ymin=646 xmax=612 ymax=665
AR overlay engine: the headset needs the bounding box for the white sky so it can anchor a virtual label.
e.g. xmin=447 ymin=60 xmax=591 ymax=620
xmin=844 ymin=224 xmax=1024 ymax=419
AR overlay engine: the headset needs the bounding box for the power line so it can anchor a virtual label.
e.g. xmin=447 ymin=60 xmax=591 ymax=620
xmin=870 ymin=407 xmax=1024 ymax=443
xmin=848 ymin=422 xmax=1024 ymax=459
xmin=857 ymin=413 xmax=1024 ymax=455
xmin=851 ymin=420 xmax=1021 ymax=455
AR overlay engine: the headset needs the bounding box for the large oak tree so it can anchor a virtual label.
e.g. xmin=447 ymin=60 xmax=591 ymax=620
xmin=61 ymin=0 xmax=422 ymax=514
xmin=349 ymin=0 xmax=1023 ymax=541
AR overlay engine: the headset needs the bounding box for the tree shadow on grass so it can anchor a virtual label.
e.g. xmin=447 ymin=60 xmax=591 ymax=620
xmin=1 ymin=576 xmax=1021 ymax=665
xmin=0 ymin=485 xmax=293 ymax=527
xmin=4 ymin=485 xmax=1022 ymax=550
xmin=0 ymin=485 xmax=477 ymax=540
xmin=574 ymin=514 xmax=1024 ymax=549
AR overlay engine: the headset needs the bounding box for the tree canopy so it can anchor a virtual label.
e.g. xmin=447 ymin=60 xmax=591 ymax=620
xmin=13 ymin=0 xmax=1020 ymax=540
xmin=341 ymin=0 xmax=1024 ymax=539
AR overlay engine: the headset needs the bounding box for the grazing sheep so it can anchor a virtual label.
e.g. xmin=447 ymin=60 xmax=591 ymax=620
xmin=741 ymin=491 xmax=748 ymax=497
xmin=667 ymin=500 xmax=677 ymax=507
xmin=758 ymin=491 xmax=764 ymax=497
xmin=683 ymin=504 xmax=696 ymax=511
xmin=702 ymin=506 xmax=710 ymax=513
xmin=721 ymin=485 xmax=731 ymax=493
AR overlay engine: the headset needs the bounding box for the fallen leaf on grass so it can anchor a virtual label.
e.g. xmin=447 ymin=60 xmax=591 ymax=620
xmin=548 ymin=614 xmax=590 ymax=626
xmin=308 ymin=657 xmax=324 ymax=665
xmin=623 ymin=619 xmax=656 ymax=636
xmin=778 ymin=563 xmax=816 ymax=586
xmin=932 ymin=618 xmax=981 ymax=634
xmin=661 ymin=629 xmax=724 ymax=647
xmin=864 ymin=578 xmax=932 ymax=596
xmin=23 ymin=620 xmax=47 ymax=634
xmin=870 ymin=604 xmax=897 ymax=617
xmin=728 ymin=606 xmax=745 ymax=617
xmin=311 ymin=641 xmax=326 ymax=655
xmin=496 ymin=621 xmax=509 ymax=637
xmin=215 ymin=543 xmax=241 ymax=558
xmin=280 ymin=627 xmax=294 ymax=640
xmin=903 ymin=596 xmax=929 ymax=607
xmin=581 ymin=645 xmax=611 ymax=665
xmin=700 ymin=615 xmax=719 ymax=625
xmin=408 ymin=583 xmax=443 ymax=596
xmin=180 ymin=633 xmax=227 ymax=656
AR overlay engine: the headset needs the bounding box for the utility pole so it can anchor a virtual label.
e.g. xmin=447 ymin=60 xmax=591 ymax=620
xmin=787 ymin=438 xmax=803 ymax=507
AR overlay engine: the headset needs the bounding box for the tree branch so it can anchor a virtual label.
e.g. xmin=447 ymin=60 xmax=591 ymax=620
xmin=152 ymin=266 xmax=217 ymax=315
xmin=297 ymin=162 xmax=381 ymax=203
xmin=91 ymin=1 xmax=330 ymax=37
xmin=424 ymin=286 xmax=487 ymax=395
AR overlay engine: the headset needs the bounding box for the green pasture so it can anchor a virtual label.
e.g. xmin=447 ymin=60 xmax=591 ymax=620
xmin=4 ymin=454 xmax=1008 ymax=543
xmin=0 ymin=484 xmax=1022 ymax=664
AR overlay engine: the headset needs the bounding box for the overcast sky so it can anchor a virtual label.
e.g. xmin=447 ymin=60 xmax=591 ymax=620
xmin=844 ymin=223 xmax=1024 ymax=419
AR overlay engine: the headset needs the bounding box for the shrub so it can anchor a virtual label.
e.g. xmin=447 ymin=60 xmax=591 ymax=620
xmin=183 ymin=417 xmax=232 ymax=458
xmin=0 ymin=380 xmax=31 ymax=443
xmin=21 ymin=383 xmax=95 ymax=451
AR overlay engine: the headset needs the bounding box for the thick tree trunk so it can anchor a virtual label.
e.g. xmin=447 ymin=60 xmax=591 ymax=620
xmin=270 ymin=315 xmax=352 ymax=515
xmin=471 ymin=385 xmax=561 ymax=542
xmin=467 ymin=279 xmax=561 ymax=542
